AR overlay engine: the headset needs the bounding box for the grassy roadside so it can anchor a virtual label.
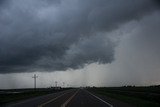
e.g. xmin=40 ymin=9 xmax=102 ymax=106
xmin=97 ymin=91 xmax=160 ymax=107
xmin=88 ymin=88 xmax=160 ymax=107
xmin=0 ymin=88 xmax=70 ymax=105
xmin=0 ymin=91 xmax=50 ymax=105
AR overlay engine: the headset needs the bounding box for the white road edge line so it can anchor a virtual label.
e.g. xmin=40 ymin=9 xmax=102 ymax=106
xmin=38 ymin=91 xmax=70 ymax=107
xmin=61 ymin=89 xmax=79 ymax=107
xmin=85 ymin=90 xmax=113 ymax=107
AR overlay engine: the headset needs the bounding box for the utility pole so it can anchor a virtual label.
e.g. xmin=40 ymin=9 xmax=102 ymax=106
xmin=55 ymin=81 xmax=58 ymax=87
xmin=32 ymin=74 xmax=38 ymax=89
xmin=62 ymin=82 xmax=65 ymax=88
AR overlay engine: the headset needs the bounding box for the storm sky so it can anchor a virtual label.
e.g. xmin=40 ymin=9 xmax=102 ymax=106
xmin=0 ymin=0 xmax=160 ymax=88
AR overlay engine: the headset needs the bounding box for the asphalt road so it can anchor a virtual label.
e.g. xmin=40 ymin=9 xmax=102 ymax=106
xmin=66 ymin=89 xmax=112 ymax=107
xmin=6 ymin=89 xmax=132 ymax=107
xmin=7 ymin=89 xmax=76 ymax=107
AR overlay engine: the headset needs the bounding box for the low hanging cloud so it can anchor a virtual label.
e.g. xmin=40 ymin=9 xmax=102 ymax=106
xmin=0 ymin=0 xmax=159 ymax=73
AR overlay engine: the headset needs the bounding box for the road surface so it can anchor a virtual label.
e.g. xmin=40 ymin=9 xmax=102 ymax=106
xmin=6 ymin=89 xmax=133 ymax=107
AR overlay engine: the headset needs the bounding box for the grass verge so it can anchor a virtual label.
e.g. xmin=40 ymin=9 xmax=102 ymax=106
xmin=90 ymin=90 xmax=160 ymax=107
xmin=0 ymin=88 xmax=70 ymax=105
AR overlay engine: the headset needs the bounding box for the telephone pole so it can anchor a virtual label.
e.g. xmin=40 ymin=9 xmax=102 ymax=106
xmin=55 ymin=81 xmax=58 ymax=87
xmin=32 ymin=74 xmax=38 ymax=89
xmin=62 ymin=82 xmax=65 ymax=88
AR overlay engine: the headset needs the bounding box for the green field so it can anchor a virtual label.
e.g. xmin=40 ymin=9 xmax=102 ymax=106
xmin=0 ymin=88 xmax=71 ymax=105
xmin=87 ymin=86 xmax=160 ymax=107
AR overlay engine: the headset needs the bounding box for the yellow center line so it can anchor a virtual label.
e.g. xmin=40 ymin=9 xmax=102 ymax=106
xmin=38 ymin=91 xmax=70 ymax=107
xmin=61 ymin=89 xmax=79 ymax=107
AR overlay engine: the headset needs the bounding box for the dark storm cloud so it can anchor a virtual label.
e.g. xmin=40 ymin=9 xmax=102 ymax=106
xmin=0 ymin=0 xmax=159 ymax=73
xmin=0 ymin=0 xmax=7 ymax=5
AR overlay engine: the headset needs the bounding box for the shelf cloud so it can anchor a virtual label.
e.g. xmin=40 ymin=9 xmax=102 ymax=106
xmin=0 ymin=0 xmax=159 ymax=73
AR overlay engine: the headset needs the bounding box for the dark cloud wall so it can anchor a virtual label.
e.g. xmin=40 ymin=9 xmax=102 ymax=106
xmin=0 ymin=0 xmax=159 ymax=73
